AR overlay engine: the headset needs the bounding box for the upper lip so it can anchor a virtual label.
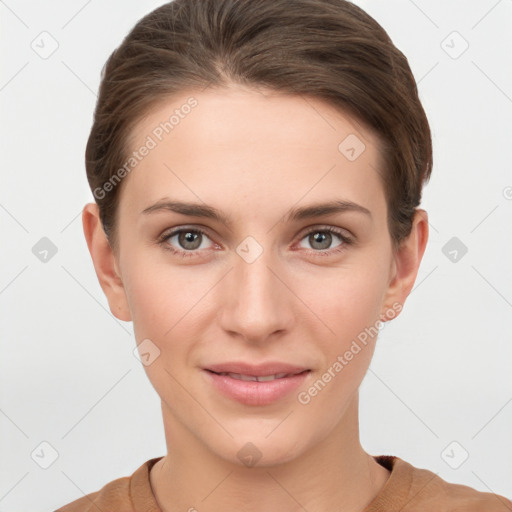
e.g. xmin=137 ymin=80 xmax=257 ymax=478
xmin=204 ymin=362 xmax=310 ymax=377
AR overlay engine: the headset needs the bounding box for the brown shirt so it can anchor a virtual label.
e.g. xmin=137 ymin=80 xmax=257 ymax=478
xmin=55 ymin=455 xmax=512 ymax=511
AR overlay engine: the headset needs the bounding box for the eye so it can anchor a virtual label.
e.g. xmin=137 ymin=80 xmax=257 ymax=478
xmin=297 ymin=227 xmax=353 ymax=255
xmin=157 ymin=225 xmax=353 ymax=259
xmin=158 ymin=227 xmax=216 ymax=258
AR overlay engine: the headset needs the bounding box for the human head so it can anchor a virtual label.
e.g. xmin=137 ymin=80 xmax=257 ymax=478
xmin=82 ymin=0 xmax=430 ymax=469
xmin=85 ymin=0 xmax=432 ymax=254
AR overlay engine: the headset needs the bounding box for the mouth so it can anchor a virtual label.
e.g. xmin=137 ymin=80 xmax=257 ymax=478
xmin=205 ymin=369 xmax=310 ymax=382
xmin=204 ymin=361 xmax=310 ymax=377
xmin=202 ymin=363 xmax=311 ymax=406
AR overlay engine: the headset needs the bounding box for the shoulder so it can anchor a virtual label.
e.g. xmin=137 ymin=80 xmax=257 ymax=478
xmin=56 ymin=476 xmax=131 ymax=512
xmin=54 ymin=457 xmax=162 ymax=512
xmin=370 ymin=455 xmax=512 ymax=512
xmin=55 ymin=475 xmax=131 ymax=512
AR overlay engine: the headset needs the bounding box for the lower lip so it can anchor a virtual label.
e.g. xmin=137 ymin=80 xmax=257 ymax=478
xmin=203 ymin=370 xmax=310 ymax=406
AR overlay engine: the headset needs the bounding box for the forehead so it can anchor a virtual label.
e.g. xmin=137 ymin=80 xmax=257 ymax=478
xmin=119 ymin=86 xmax=386 ymax=217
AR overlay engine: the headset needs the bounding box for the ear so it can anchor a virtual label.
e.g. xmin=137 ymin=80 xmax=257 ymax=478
xmin=82 ymin=203 xmax=132 ymax=322
xmin=380 ymin=209 xmax=429 ymax=322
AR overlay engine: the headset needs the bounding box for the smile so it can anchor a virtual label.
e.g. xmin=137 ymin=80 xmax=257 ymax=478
xmin=214 ymin=372 xmax=296 ymax=381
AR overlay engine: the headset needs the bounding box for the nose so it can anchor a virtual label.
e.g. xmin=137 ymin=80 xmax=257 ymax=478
xmin=218 ymin=247 xmax=294 ymax=344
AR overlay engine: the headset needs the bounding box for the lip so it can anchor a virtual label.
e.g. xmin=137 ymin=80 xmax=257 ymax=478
xmin=204 ymin=361 xmax=309 ymax=377
xmin=202 ymin=361 xmax=311 ymax=406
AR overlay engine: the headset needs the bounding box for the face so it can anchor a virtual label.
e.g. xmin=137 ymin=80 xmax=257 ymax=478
xmin=108 ymin=85 xmax=405 ymax=466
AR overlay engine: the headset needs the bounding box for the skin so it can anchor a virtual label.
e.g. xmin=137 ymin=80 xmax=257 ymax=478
xmin=83 ymin=84 xmax=428 ymax=512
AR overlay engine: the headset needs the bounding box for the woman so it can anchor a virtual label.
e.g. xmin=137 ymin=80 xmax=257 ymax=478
xmin=56 ymin=0 xmax=512 ymax=510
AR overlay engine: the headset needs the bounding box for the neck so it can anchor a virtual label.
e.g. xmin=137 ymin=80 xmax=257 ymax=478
xmin=150 ymin=393 xmax=390 ymax=512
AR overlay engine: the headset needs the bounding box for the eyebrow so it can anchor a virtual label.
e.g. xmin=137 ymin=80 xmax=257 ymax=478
xmin=141 ymin=198 xmax=371 ymax=227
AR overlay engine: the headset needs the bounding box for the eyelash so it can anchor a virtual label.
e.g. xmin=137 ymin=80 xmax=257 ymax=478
xmin=157 ymin=226 xmax=353 ymax=259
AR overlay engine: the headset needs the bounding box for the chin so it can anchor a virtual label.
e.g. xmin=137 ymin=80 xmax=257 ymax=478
xmin=211 ymin=431 xmax=308 ymax=469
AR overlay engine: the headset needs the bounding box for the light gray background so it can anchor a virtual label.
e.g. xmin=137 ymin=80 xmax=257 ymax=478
xmin=1 ymin=0 xmax=511 ymax=510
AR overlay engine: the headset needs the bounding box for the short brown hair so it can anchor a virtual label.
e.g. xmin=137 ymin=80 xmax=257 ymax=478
xmin=86 ymin=0 xmax=433 ymax=252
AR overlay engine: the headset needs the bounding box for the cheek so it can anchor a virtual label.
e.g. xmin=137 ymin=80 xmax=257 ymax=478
xmin=122 ymin=251 xmax=208 ymax=337
xmin=124 ymin=263 xmax=199 ymax=396
xmin=123 ymin=257 xmax=226 ymax=389
xmin=124 ymin=273 xmax=164 ymax=340
xmin=295 ymin=268 xmax=387 ymax=421
xmin=298 ymin=260 xmax=389 ymax=339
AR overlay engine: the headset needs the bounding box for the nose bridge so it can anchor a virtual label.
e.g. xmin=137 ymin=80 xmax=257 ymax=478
xmin=219 ymin=240 xmax=292 ymax=341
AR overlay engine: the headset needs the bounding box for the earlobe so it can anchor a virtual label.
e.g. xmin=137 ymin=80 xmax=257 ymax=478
xmin=82 ymin=203 xmax=132 ymax=322
xmin=380 ymin=209 xmax=429 ymax=321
